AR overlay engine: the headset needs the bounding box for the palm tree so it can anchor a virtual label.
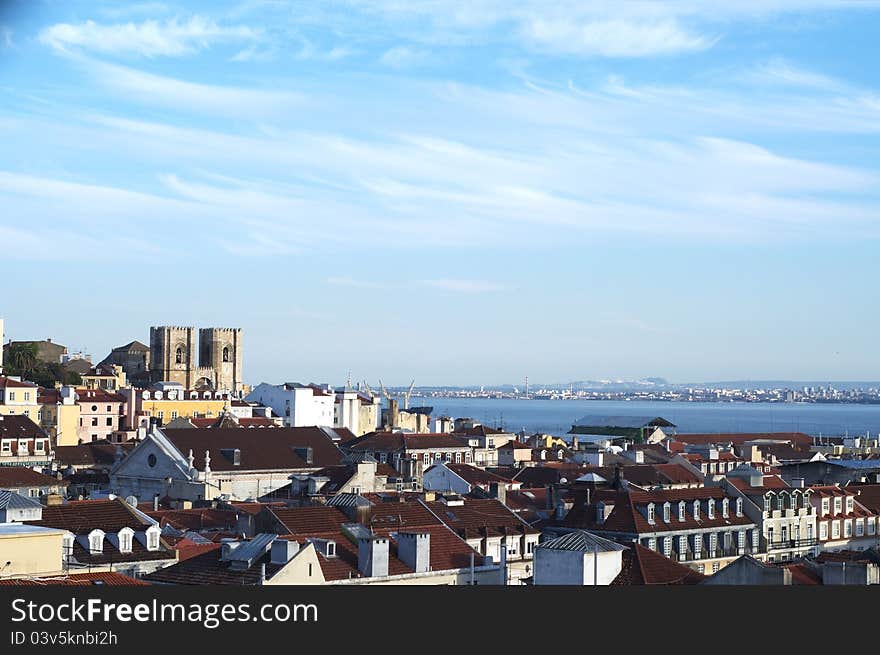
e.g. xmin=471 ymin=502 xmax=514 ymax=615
xmin=6 ymin=342 xmax=39 ymax=379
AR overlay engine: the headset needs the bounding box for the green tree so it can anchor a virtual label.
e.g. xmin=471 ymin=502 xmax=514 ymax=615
xmin=4 ymin=342 xmax=39 ymax=379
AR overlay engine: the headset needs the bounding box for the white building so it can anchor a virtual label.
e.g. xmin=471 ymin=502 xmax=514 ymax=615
xmin=247 ymin=382 xmax=335 ymax=428
xmin=533 ymin=531 xmax=628 ymax=585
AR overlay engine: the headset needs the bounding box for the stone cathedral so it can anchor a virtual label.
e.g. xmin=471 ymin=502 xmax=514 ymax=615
xmin=149 ymin=326 xmax=242 ymax=392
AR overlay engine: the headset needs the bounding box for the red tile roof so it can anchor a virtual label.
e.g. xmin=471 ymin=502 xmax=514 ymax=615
xmin=612 ymin=543 xmax=704 ymax=585
xmin=29 ymin=498 xmax=150 ymax=534
xmin=0 ymin=572 xmax=149 ymax=586
xmin=162 ymin=426 xmax=344 ymax=471
xmin=424 ymin=498 xmax=538 ymax=539
xmin=0 ymin=376 xmax=38 ymax=389
xmin=0 ymin=467 xmax=68 ymax=489
xmin=0 ymin=414 xmax=48 ymax=440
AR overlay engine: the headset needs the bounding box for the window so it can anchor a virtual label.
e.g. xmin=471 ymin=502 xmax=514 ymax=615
xmin=175 ymin=347 xmax=183 ymax=364
xmin=768 ymin=527 xmax=774 ymax=544
xmin=88 ymin=530 xmax=105 ymax=554
xmin=118 ymin=529 xmax=133 ymax=554
xmin=1 ymin=440 xmax=11 ymax=455
xmin=846 ymin=497 xmax=854 ymax=513
xmin=736 ymin=498 xmax=743 ymax=517
xmin=171 ymin=411 xmax=178 ymax=420
xmin=527 ymin=541 xmax=534 ymax=555
xmin=708 ymin=499 xmax=715 ymax=519
xmin=678 ymin=535 xmax=688 ymax=557
xmin=834 ymin=498 xmax=842 ymax=514
xmin=106 ymin=417 xmax=113 ymax=426
xmin=7 ymin=391 xmax=14 ymax=401
xmin=693 ymin=500 xmax=700 ymax=521
xmin=444 ymin=452 xmax=452 ymax=462
xmin=465 ymin=452 xmax=472 ymax=464
xmin=455 ymin=452 xmax=462 ymax=463
xmin=844 ymin=520 xmax=852 ymax=538
xmin=24 ymin=392 xmax=30 ymax=402
xmin=738 ymin=531 xmax=746 ymax=550
xmin=647 ymin=503 xmax=655 ymax=524
xmin=780 ymin=525 xmax=787 ymax=543
xmin=327 ymin=542 xmax=336 ymax=557
xmin=34 ymin=440 xmax=45 ymax=454
xmin=663 ymin=502 xmax=671 ymax=523
xmin=709 ymin=532 xmax=717 ymax=553
xmin=869 ymin=519 xmax=877 ymax=536
xmin=807 ymin=524 xmax=813 ymax=541
xmin=822 ymin=499 xmax=830 ymax=515
xmin=146 ymin=529 xmax=160 ymax=551
xmin=832 ymin=521 xmax=840 ymax=539
xmin=647 ymin=537 xmax=657 ymax=551
xmin=678 ymin=501 xmax=686 ymax=522
xmin=663 ymin=537 xmax=672 ymax=557
xmin=763 ymin=497 xmax=771 ymax=512
xmin=696 ymin=564 xmax=705 ymax=574
xmin=721 ymin=498 xmax=729 ymax=518
xmin=777 ymin=495 xmax=785 ymax=511
xmin=423 ymin=453 xmax=431 ymax=465
xmin=693 ymin=534 xmax=702 ymax=557
xmin=803 ymin=493 xmax=811 ymax=509
xmin=222 ymin=347 xmax=230 ymax=362
xmin=856 ymin=520 xmax=864 ymax=537
xmin=712 ymin=561 xmax=720 ymax=573
xmin=819 ymin=522 xmax=828 ymax=540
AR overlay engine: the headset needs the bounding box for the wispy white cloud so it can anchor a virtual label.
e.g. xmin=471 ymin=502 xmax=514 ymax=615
xmin=520 ymin=18 xmax=714 ymax=57
xmin=417 ymin=279 xmax=506 ymax=293
xmin=39 ymin=16 xmax=258 ymax=58
xmin=740 ymin=59 xmax=847 ymax=92
xmin=380 ymin=46 xmax=430 ymax=69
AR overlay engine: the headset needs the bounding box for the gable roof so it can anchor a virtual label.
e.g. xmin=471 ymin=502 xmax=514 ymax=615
xmin=538 ymin=530 xmax=626 ymax=552
xmin=425 ymin=462 xmax=515 ymax=487
xmin=28 ymin=498 xmax=153 ymax=534
xmin=424 ymin=498 xmax=538 ymax=538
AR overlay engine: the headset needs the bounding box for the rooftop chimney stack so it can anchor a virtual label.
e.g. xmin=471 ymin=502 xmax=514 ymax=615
xmin=397 ymin=531 xmax=431 ymax=573
xmin=358 ymin=536 xmax=389 ymax=577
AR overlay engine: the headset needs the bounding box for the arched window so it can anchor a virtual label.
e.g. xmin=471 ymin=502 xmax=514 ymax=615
xmin=708 ymin=499 xmax=715 ymax=519
xmin=222 ymin=347 xmax=230 ymax=363
xmin=736 ymin=497 xmax=743 ymax=517
xmin=678 ymin=501 xmax=686 ymax=522
xmin=175 ymin=347 xmax=183 ymax=364
xmin=88 ymin=529 xmax=105 ymax=554
xmin=722 ymin=498 xmax=730 ymax=518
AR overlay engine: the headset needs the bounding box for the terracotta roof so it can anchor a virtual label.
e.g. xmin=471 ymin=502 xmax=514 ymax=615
xmin=781 ymin=562 xmax=823 ymax=585
xmin=74 ymin=389 xmax=125 ymax=404
xmin=844 ymin=485 xmax=880 ymax=513
xmin=426 ymin=463 xmax=515 ymax=486
xmin=29 ymin=498 xmax=152 ymax=534
xmin=424 ymin=498 xmax=538 ymax=539
xmin=563 ymin=488 xmax=753 ymax=534
xmin=0 ymin=467 xmax=68 ymax=489
xmin=587 ymin=463 xmax=702 ymax=487
xmin=54 ymin=441 xmax=135 ymax=468
xmin=0 ymin=414 xmax=48 ymax=440
xmin=145 ymin=508 xmax=239 ymax=532
xmin=0 ymin=572 xmax=149 ymax=586
xmin=344 ymin=432 xmax=469 ymax=452
xmin=612 ymin=543 xmax=705 ymax=585
xmin=452 ymin=425 xmax=506 ymax=437
xmin=0 ymin=376 xmax=39 ymax=390
xmin=269 ymin=506 xmax=353 ymax=535
xmin=162 ymin=427 xmax=344 ymax=471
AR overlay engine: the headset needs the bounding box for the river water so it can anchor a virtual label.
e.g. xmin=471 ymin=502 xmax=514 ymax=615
xmin=417 ymin=398 xmax=880 ymax=438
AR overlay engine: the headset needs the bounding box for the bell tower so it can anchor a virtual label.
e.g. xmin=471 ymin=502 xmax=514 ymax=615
xmin=199 ymin=327 xmax=242 ymax=392
xmin=149 ymin=326 xmax=197 ymax=387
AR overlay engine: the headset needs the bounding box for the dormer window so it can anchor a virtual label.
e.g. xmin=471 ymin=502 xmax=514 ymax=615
xmin=88 ymin=529 xmax=105 ymax=554
xmin=146 ymin=526 xmax=160 ymax=552
xmin=846 ymin=497 xmax=854 ymax=513
xmin=327 ymin=541 xmax=336 ymax=557
xmin=722 ymin=498 xmax=730 ymax=518
xmin=62 ymin=534 xmax=75 ymax=560
xmin=834 ymin=497 xmax=842 ymax=514
xmin=776 ymin=494 xmax=785 ymax=511
xmin=118 ymin=528 xmax=134 ymax=554
xmin=802 ymin=494 xmax=810 ymax=509
xmin=708 ymin=499 xmax=715 ymax=519
xmin=693 ymin=500 xmax=700 ymax=521
xmin=763 ymin=496 xmax=771 ymax=512
xmin=822 ymin=498 xmax=829 ymax=515
xmin=662 ymin=502 xmax=671 ymax=522
xmin=678 ymin=501 xmax=686 ymax=522
xmin=647 ymin=503 xmax=655 ymax=524
xmin=736 ymin=498 xmax=743 ymax=517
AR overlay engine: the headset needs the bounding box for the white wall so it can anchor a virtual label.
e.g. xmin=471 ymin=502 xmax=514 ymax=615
xmin=534 ymin=548 xmax=623 ymax=585
xmin=246 ymin=384 xmax=335 ymax=428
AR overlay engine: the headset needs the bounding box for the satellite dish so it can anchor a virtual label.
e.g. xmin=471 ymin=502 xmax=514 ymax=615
xmin=559 ymin=477 xmax=568 ymax=484
xmin=124 ymin=496 xmax=138 ymax=508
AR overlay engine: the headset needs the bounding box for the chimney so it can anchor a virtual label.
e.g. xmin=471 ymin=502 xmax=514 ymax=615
xmin=153 ymin=494 xmax=159 ymax=511
xmin=489 ymin=481 xmax=507 ymax=505
xmin=358 ymin=536 xmax=389 ymax=577
xmin=270 ymin=539 xmax=300 ymax=565
xmin=397 ymin=532 xmax=430 ymax=573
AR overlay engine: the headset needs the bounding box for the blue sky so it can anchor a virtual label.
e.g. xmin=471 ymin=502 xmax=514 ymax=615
xmin=2 ymin=1 xmax=880 ymax=386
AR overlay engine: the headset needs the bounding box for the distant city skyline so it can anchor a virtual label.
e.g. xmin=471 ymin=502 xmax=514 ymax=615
xmin=2 ymin=2 xmax=880 ymax=384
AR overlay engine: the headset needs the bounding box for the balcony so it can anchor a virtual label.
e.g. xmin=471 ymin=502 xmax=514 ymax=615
xmin=765 ymin=537 xmax=818 ymax=551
